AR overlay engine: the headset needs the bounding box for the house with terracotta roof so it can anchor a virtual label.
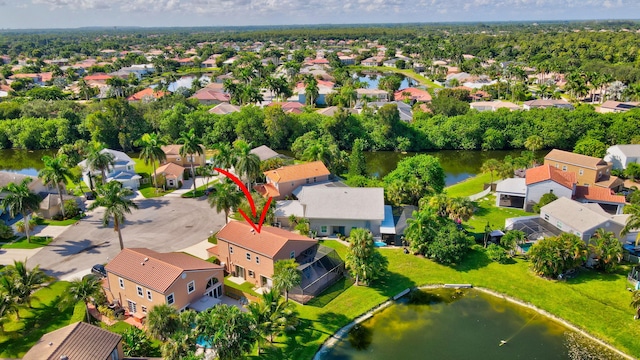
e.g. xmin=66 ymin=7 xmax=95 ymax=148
xmin=544 ymin=149 xmax=622 ymax=190
xmin=153 ymin=162 xmax=186 ymax=189
xmin=209 ymin=102 xmax=241 ymax=115
xmin=126 ymin=87 xmax=167 ymax=102
xmin=394 ymin=87 xmax=432 ymax=103
xmin=269 ymin=102 xmax=305 ymax=114
xmin=256 ymin=161 xmax=331 ymax=200
xmin=574 ymin=185 xmax=626 ymax=214
xmin=294 ymin=80 xmax=335 ymax=105
xmin=215 ymin=221 xmax=322 ymax=289
xmin=104 ymin=248 xmax=224 ymax=320
xmin=23 ymin=321 xmax=123 ymax=360
xmin=189 ymin=87 xmax=230 ymax=105
xmin=83 ymin=73 xmax=113 ymax=84
xmin=495 ymin=165 xmax=575 ymax=210
xmin=161 ymin=144 xmax=206 ymax=168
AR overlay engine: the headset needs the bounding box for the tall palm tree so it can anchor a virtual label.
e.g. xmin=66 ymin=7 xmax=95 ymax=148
xmin=86 ymin=147 xmax=116 ymax=185
xmin=88 ymin=182 xmax=138 ymax=250
xmin=178 ymin=129 xmax=204 ymax=195
xmin=272 ymin=259 xmax=301 ymax=302
xmin=5 ymin=260 xmax=48 ymax=308
xmin=0 ymin=291 xmax=19 ymax=332
xmin=524 ymin=135 xmax=543 ymax=166
xmin=60 ymin=275 xmax=103 ymax=322
xmin=135 ymin=133 xmax=167 ymax=192
xmin=480 ymin=158 xmax=501 ymax=185
xmin=622 ymin=203 xmax=640 ymax=246
xmin=211 ymin=143 xmax=237 ymax=172
xmin=1 ymin=179 xmax=41 ymax=243
xmin=147 ymin=303 xmax=181 ymax=340
xmin=208 ymin=180 xmax=243 ymax=224
xmin=303 ymin=75 xmax=319 ymax=106
xmin=39 ymin=155 xmax=73 ymax=219
xmin=233 ymin=140 xmax=261 ymax=189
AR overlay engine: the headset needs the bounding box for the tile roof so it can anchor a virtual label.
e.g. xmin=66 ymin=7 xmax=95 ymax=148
xmin=84 ymin=73 xmax=113 ymax=81
xmin=127 ymin=87 xmax=167 ymax=101
xmin=154 ymin=162 xmax=185 ymax=179
xmin=574 ymin=185 xmax=626 ymax=204
xmin=23 ymin=321 xmax=121 ymax=360
xmin=264 ymin=161 xmax=330 ymax=183
xmin=208 ymin=102 xmax=241 ymax=115
xmin=594 ymin=175 xmax=624 ymax=189
xmin=190 ymin=88 xmax=230 ymax=102
xmin=105 ymin=248 xmax=221 ymax=293
xmin=250 ymin=145 xmax=281 ymax=161
xmin=216 ymin=221 xmax=317 ymax=258
xmin=544 ymin=149 xmax=608 ymax=169
xmin=394 ymin=87 xmax=432 ymax=102
xmin=254 ymin=183 xmax=281 ymax=198
xmin=525 ymin=164 xmax=576 ymax=189
xmin=162 ymin=144 xmax=205 ymax=156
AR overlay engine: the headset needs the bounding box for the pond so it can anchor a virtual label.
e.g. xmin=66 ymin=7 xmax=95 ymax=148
xmin=356 ymin=72 xmax=414 ymax=90
xmin=323 ymin=288 xmax=619 ymax=360
xmin=0 ymin=149 xmax=57 ymax=176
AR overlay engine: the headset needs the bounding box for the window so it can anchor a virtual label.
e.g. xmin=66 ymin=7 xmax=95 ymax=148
xmin=248 ymin=270 xmax=255 ymax=278
xmin=246 ymin=252 xmax=251 ymax=261
xmin=137 ymin=286 xmax=144 ymax=297
xmin=555 ymin=164 xmax=559 ymax=169
xmin=556 ymin=221 xmax=563 ymax=229
xmin=256 ymin=256 xmax=260 ymax=264
xmin=306 ymin=178 xmax=310 ymax=184
xmin=579 ymin=169 xmax=584 ymax=175
xmin=166 ymin=293 xmax=175 ymax=305
xmin=290 ymin=251 xmax=295 ymax=259
xmin=321 ymin=225 xmax=327 ymax=233
xmin=141 ymin=306 xmax=147 ymax=314
xmin=313 ymin=177 xmax=317 ymax=183
xmin=544 ymin=213 xmax=549 ymax=221
xmin=118 ymin=278 xmax=125 ymax=289
xmin=111 ymin=348 xmax=120 ymax=360
xmin=206 ymin=277 xmax=219 ymax=288
xmin=176 ymin=157 xmax=181 ymax=161
xmin=562 ymin=166 xmax=567 ymax=171
xmin=229 ymin=246 xmax=233 ymax=254
xmin=146 ymin=290 xmax=152 ymax=301
xmin=187 ymin=281 xmax=195 ymax=294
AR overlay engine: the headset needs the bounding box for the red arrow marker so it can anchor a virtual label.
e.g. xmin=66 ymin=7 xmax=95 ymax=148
xmin=215 ymin=168 xmax=273 ymax=233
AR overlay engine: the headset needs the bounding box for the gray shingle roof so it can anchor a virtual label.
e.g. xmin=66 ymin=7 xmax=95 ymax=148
xmin=23 ymin=322 xmax=121 ymax=360
xmin=293 ymin=186 xmax=385 ymax=221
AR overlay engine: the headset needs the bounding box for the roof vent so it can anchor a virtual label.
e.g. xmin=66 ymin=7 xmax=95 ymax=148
xmin=144 ymin=257 xmax=149 ymax=262
xmin=60 ymin=356 xmax=69 ymax=360
xmin=49 ymin=342 xmax=53 ymax=346
xmin=141 ymin=262 xmax=145 ymax=265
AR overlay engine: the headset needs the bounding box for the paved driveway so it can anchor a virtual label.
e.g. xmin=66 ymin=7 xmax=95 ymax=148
xmin=27 ymin=195 xmax=225 ymax=280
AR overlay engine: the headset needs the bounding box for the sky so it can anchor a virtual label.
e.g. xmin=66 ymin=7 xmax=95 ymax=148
xmin=0 ymin=0 xmax=638 ymax=29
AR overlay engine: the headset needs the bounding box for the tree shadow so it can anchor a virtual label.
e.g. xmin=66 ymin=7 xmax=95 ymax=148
xmin=51 ymin=239 xmax=108 ymax=256
xmin=454 ymin=248 xmax=492 ymax=272
xmin=369 ymin=270 xmax=417 ymax=299
xmin=135 ymin=198 xmax=170 ymax=210
xmin=254 ymin=318 xmax=326 ymax=360
xmin=565 ymin=267 xmax=622 ymax=284
xmin=306 ymin=277 xmax=354 ymax=308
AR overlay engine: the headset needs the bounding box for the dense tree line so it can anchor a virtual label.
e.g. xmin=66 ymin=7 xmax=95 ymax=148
xmin=0 ymin=96 xmax=639 ymax=155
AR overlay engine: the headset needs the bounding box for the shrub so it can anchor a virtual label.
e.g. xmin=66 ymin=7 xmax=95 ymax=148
xmin=98 ymin=305 xmax=115 ymax=320
xmin=63 ymin=199 xmax=81 ymax=218
xmin=52 ymin=214 xmax=64 ymax=221
xmin=529 ymin=233 xmax=587 ymax=278
xmin=0 ymin=223 xmax=14 ymax=239
xmin=16 ymin=219 xmax=37 ymax=233
xmin=486 ymin=243 xmax=509 ymax=264
xmin=533 ymin=192 xmax=558 ymax=213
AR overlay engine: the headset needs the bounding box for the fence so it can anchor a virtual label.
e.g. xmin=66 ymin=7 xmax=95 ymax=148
xmin=224 ymin=286 xmax=259 ymax=303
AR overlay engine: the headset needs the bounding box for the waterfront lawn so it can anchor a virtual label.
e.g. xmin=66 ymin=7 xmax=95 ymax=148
xmin=253 ymin=241 xmax=640 ymax=359
xmin=445 ymin=172 xmax=492 ymax=198
xmin=0 ymin=281 xmax=85 ymax=358
xmin=0 ymin=236 xmax=52 ymax=249
xmin=466 ymin=195 xmax=529 ymax=239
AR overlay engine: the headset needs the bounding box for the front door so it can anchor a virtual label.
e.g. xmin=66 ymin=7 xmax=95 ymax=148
xmin=127 ymin=300 xmax=137 ymax=314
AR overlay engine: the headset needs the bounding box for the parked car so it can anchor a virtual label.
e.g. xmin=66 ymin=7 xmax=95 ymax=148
xmin=204 ymin=187 xmax=216 ymax=196
xmin=91 ymin=264 xmax=107 ymax=278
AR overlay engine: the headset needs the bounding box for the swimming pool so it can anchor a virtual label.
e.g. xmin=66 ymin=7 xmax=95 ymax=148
xmin=520 ymin=242 xmax=533 ymax=252
xmin=374 ymin=241 xmax=387 ymax=247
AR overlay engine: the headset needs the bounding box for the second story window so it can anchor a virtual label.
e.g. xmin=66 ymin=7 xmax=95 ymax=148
xmin=146 ymin=290 xmax=152 ymax=301
xmin=119 ymin=278 xmax=125 ymax=289
xmin=187 ymin=281 xmax=195 ymax=294
xmin=137 ymin=286 xmax=143 ymax=297
xmin=167 ymin=293 xmax=175 ymax=305
xmin=579 ymin=169 xmax=584 ymax=175
xmin=256 ymin=256 xmax=260 ymax=264
xmin=290 ymin=251 xmax=295 ymax=259
xmin=246 ymin=252 xmax=251 ymax=261
xmin=229 ymin=246 xmax=233 ymax=254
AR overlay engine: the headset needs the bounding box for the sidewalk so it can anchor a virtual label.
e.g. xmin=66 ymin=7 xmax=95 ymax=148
xmin=0 ymin=248 xmax=43 ymax=265
xmin=180 ymin=239 xmax=214 ymax=260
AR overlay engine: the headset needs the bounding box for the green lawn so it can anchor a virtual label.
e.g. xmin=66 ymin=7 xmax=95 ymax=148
xmin=467 ymin=195 xmax=529 ymax=237
xmin=444 ymin=172 xmax=492 ymax=198
xmin=0 ymin=281 xmax=86 ymax=358
xmin=35 ymin=215 xmax=81 ymax=226
xmin=250 ymin=241 xmax=640 ymax=359
xmin=0 ymin=236 xmax=53 ymax=249
xmin=224 ymin=277 xmax=259 ymax=297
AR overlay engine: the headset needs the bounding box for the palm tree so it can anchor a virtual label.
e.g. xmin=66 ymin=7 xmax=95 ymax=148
xmin=208 ymin=180 xmax=243 ymax=224
xmin=147 ymin=303 xmax=181 ymax=340
xmin=272 ymin=259 xmax=301 ymax=302
xmin=177 ymin=129 xmax=204 ymax=195
xmin=233 ymin=140 xmax=261 ymax=189
xmin=0 ymin=292 xmax=18 ymax=332
xmin=623 ymin=203 xmax=640 ymax=246
xmin=86 ymin=147 xmax=116 ymax=185
xmin=1 ymin=179 xmax=41 ymax=243
xmin=211 ymin=143 xmax=237 ymax=172
xmin=106 ymin=77 xmax=128 ymax=98
xmin=135 ymin=133 xmax=167 ymax=192
xmin=304 ymin=75 xmax=319 ymax=107
xmin=446 ymin=197 xmax=475 ymax=223
xmin=524 ymin=135 xmax=543 ymax=167
xmin=39 ymin=155 xmax=73 ymax=219
xmin=480 ymin=158 xmax=501 ymax=185
xmin=0 ymin=276 xmax=21 ymax=320
xmin=5 ymin=260 xmax=48 ymax=308
xmin=60 ymin=275 xmax=103 ymax=322
xmin=589 ymin=228 xmax=623 ymax=273
xmin=632 ymin=290 xmax=640 ymax=319
xmin=88 ymin=182 xmax=138 ymax=250
xmin=607 ymin=81 xmax=627 ymax=101
xmin=247 ymin=288 xmax=298 ymax=353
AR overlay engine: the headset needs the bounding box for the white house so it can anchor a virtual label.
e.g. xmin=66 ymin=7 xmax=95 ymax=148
xmin=524 ymin=164 xmax=575 ymax=205
xmin=78 ymin=149 xmax=141 ymax=190
xmin=274 ymin=185 xmax=391 ymax=237
xmin=604 ymin=145 xmax=640 ymax=170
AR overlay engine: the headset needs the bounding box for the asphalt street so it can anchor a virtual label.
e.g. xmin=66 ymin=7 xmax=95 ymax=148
xmin=27 ymin=195 xmax=226 ymax=280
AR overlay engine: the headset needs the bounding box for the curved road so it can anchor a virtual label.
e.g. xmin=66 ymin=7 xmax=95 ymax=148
xmin=28 ymin=195 xmax=226 ymax=280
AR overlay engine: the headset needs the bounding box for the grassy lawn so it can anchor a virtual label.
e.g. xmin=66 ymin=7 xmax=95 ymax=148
xmin=250 ymin=240 xmax=640 ymax=359
xmin=0 ymin=236 xmax=53 ymax=249
xmin=181 ymin=178 xmax=218 ymax=198
xmin=467 ymin=195 xmax=529 ymax=238
xmin=35 ymin=215 xmax=81 ymax=226
xmin=224 ymin=277 xmax=259 ymax=297
xmin=0 ymin=281 xmax=86 ymax=358
xmin=139 ymin=184 xmax=175 ymax=198
xmin=444 ymin=172 xmax=492 ymax=198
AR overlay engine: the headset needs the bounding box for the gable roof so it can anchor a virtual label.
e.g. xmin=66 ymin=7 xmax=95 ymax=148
xmin=264 ymin=161 xmax=330 ymax=183
xmin=544 ymin=149 xmax=608 ymax=169
xmin=154 ymin=162 xmax=185 ymax=179
xmin=161 ymin=144 xmax=205 ymax=156
xmin=209 ymin=102 xmax=241 ymax=115
xmin=23 ymin=321 xmax=121 ymax=360
xmin=607 ymin=144 xmax=640 ymax=158
xmin=525 ymin=164 xmax=576 ymax=189
xmin=190 ymin=88 xmax=230 ymax=102
xmin=216 ymin=221 xmax=317 ymax=258
xmin=574 ymin=185 xmax=626 ymax=204
xmin=0 ymin=171 xmax=44 ymax=192
xmin=292 ymin=186 xmax=385 ymax=221
xmin=105 ymin=248 xmax=221 ymax=293
xmin=540 ymin=197 xmax=614 ymax=233
xmin=78 ymin=148 xmax=135 ymax=169
xmin=250 ymin=145 xmax=281 ymax=161
xmin=127 ymin=87 xmax=167 ymax=101
xmin=394 ymin=87 xmax=432 ymax=102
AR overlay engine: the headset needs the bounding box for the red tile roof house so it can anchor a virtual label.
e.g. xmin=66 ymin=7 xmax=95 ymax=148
xmin=23 ymin=321 xmax=123 ymax=360
xmin=255 ymin=161 xmax=331 ymax=200
xmin=215 ymin=221 xmax=344 ymax=303
xmin=103 ymin=248 xmax=224 ymax=322
xmin=153 ymin=162 xmax=186 ymax=189
xmin=189 ymin=87 xmax=231 ymax=105
xmin=394 ymin=87 xmax=432 ymax=103
xmin=127 ymin=87 xmax=168 ymax=102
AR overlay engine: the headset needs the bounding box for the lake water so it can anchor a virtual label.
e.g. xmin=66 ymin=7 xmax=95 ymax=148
xmin=0 ymin=149 xmax=529 ymax=187
xmin=323 ymin=288 xmax=615 ymax=360
xmin=356 ymin=72 xmax=414 ymax=90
